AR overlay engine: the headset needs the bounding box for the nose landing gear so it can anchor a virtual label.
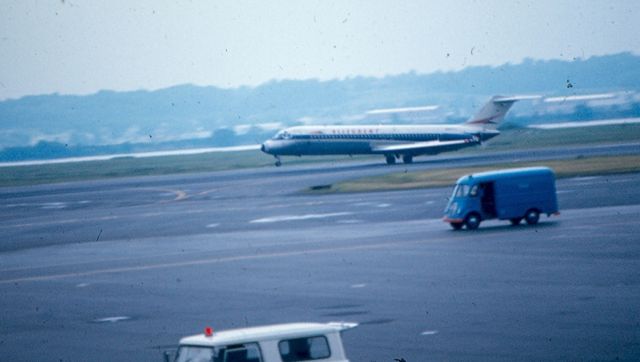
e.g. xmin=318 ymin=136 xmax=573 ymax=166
xmin=274 ymin=155 xmax=282 ymax=167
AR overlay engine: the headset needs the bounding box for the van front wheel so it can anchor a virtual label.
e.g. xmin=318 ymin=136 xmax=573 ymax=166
xmin=465 ymin=213 xmax=481 ymax=230
xmin=450 ymin=222 xmax=463 ymax=230
xmin=525 ymin=209 xmax=540 ymax=225
xmin=510 ymin=217 xmax=522 ymax=225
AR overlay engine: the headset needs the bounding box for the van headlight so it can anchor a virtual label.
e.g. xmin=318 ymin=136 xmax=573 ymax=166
xmin=447 ymin=202 xmax=459 ymax=214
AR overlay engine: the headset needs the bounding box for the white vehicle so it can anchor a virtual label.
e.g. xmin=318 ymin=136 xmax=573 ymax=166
xmin=169 ymin=322 xmax=358 ymax=362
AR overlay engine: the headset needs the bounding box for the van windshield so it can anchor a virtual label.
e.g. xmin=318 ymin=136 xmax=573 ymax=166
xmin=453 ymin=184 xmax=470 ymax=198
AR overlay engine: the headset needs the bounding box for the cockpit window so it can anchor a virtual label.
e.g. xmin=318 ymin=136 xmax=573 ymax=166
xmin=273 ymin=130 xmax=292 ymax=140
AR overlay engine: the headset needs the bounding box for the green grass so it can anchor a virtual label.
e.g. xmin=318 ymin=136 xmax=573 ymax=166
xmin=1 ymin=123 xmax=639 ymax=187
xmin=313 ymin=154 xmax=640 ymax=194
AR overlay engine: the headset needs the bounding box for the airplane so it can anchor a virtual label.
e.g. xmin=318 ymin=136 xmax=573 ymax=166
xmin=261 ymin=95 xmax=534 ymax=166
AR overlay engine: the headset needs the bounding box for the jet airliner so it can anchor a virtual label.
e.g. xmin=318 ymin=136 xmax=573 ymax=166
xmin=261 ymin=95 xmax=532 ymax=166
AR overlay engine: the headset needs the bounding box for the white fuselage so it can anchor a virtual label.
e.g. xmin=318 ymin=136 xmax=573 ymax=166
xmin=261 ymin=124 xmax=498 ymax=156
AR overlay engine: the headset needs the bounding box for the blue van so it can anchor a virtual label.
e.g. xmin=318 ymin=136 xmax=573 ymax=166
xmin=443 ymin=167 xmax=559 ymax=230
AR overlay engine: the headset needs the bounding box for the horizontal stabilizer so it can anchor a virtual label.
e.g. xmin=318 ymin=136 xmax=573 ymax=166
xmin=492 ymin=95 xmax=542 ymax=103
xmin=465 ymin=95 xmax=539 ymax=128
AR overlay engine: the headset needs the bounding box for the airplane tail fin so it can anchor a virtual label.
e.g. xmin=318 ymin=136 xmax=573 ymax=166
xmin=465 ymin=96 xmax=518 ymax=129
xmin=465 ymin=95 xmax=542 ymax=129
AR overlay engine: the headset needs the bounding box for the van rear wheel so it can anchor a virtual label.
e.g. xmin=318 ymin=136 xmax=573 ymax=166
xmin=525 ymin=209 xmax=540 ymax=225
xmin=510 ymin=217 xmax=522 ymax=225
xmin=465 ymin=213 xmax=481 ymax=230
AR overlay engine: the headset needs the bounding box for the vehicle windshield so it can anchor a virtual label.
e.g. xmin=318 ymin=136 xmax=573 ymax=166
xmin=452 ymin=184 xmax=470 ymax=198
xmin=175 ymin=346 xmax=214 ymax=362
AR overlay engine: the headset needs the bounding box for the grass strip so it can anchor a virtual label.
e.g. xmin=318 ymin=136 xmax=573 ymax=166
xmin=313 ymin=154 xmax=640 ymax=193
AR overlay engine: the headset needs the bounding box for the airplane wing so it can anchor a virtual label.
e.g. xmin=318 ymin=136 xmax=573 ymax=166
xmin=371 ymin=138 xmax=478 ymax=154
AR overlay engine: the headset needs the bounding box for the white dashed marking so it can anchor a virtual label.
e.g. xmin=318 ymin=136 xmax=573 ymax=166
xmin=421 ymin=330 xmax=438 ymax=336
xmin=250 ymin=212 xmax=353 ymax=224
xmin=206 ymin=223 xmax=220 ymax=228
xmin=93 ymin=316 xmax=131 ymax=323
xmin=304 ymin=201 xmax=325 ymax=206
xmin=350 ymin=284 xmax=367 ymax=288
xmin=42 ymin=202 xmax=66 ymax=210
xmin=99 ymin=216 xmax=118 ymax=221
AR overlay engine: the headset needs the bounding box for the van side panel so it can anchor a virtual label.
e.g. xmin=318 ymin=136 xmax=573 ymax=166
xmin=493 ymin=173 xmax=558 ymax=220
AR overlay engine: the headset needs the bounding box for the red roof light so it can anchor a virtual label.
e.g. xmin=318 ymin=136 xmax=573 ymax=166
xmin=204 ymin=326 xmax=214 ymax=337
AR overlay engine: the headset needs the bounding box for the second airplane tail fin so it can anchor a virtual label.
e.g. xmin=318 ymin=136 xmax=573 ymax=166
xmin=465 ymin=95 xmax=540 ymax=129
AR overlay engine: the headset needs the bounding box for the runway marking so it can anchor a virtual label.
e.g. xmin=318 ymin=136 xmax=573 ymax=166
xmin=206 ymin=223 xmax=220 ymax=228
xmin=99 ymin=216 xmax=118 ymax=221
xmin=76 ymin=283 xmax=90 ymax=288
xmin=376 ymin=203 xmax=391 ymax=208
xmin=197 ymin=184 xmax=237 ymax=196
xmin=2 ymin=215 xmax=119 ymax=229
xmin=5 ymin=201 xmax=70 ymax=209
xmin=337 ymin=219 xmax=362 ymax=224
xmin=250 ymin=212 xmax=353 ymax=224
xmin=134 ymin=187 xmax=188 ymax=202
xmin=166 ymin=189 xmax=188 ymax=201
xmin=1 ymin=209 xmax=209 ymax=229
xmin=5 ymin=218 xmax=82 ymax=228
xmin=421 ymin=330 xmax=438 ymax=336
xmin=0 ymin=240 xmax=415 ymax=284
xmin=568 ymin=176 xmax=600 ymax=182
xmin=93 ymin=316 xmax=131 ymax=323
xmin=140 ymin=212 xmax=166 ymax=217
xmin=350 ymin=283 xmax=367 ymax=288
xmin=41 ymin=202 xmax=67 ymax=210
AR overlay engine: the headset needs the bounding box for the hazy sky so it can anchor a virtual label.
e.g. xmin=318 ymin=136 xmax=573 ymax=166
xmin=1 ymin=0 xmax=638 ymax=100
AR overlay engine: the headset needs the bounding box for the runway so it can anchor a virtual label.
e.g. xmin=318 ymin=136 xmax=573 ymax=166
xmin=1 ymin=143 xmax=640 ymax=361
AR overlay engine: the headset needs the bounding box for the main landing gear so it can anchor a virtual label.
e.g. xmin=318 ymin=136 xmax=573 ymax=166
xmin=385 ymin=155 xmax=396 ymax=165
xmin=385 ymin=154 xmax=414 ymax=165
xmin=274 ymin=155 xmax=282 ymax=167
